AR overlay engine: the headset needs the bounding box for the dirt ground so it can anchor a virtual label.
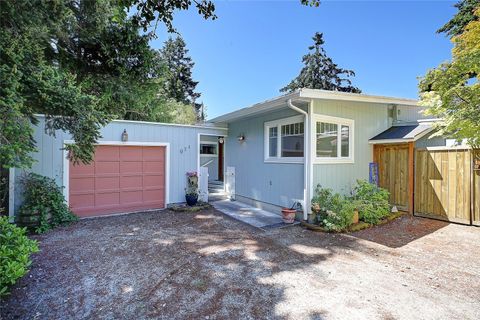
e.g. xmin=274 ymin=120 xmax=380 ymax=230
xmin=1 ymin=209 xmax=480 ymax=320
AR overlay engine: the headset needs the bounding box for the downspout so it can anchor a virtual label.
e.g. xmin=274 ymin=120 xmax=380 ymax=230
xmin=287 ymin=99 xmax=310 ymax=220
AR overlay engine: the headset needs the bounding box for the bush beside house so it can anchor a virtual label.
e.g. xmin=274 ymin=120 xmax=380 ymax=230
xmin=311 ymin=180 xmax=391 ymax=232
xmin=17 ymin=173 xmax=77 ymax=234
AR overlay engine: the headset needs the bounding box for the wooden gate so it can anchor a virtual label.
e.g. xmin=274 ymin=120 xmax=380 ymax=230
xmin=374 ymin=143 xmax=413 ymax=212
xmin=414 ymin=148 xmax=477 ymax=225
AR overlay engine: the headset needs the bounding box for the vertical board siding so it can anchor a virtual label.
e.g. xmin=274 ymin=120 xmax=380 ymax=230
xmin=13 ymin=117 xmax=226 ymax=213
xmin=225 ymin=108 xmax=304 ymax=208
xmin=312 ymin=100 xmax=391 ymax=194
xmin=414 ymin=149 xmax=471 ymax=224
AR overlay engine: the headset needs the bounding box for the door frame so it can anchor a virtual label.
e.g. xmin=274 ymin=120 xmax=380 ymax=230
xmin=197 ymin=133 xmax=227 ymax=187
xmin=63 ymin=140 xmax=170 ymax=208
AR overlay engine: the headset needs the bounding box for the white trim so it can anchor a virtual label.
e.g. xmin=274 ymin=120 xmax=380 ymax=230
xmin=8 ymin=168 xmax=15 ymax=221
xmin=300 ymin=88 xmax=418 ymax=106
xmin=197 ymin=133 xmax=227 ymax=191
xmin=264 ymin=115 xmax=305 ymax=163
xmin=63 ymin=140 xmax=171 ymax=209
xmin=34 ymin=114 xmax=228 ymax=131
xmin=312 ymin=114 xmax=355 ymax=164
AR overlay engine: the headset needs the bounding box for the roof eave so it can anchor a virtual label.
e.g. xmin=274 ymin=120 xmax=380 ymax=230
xmin=299 ymin=88 xmax=418 ymax=106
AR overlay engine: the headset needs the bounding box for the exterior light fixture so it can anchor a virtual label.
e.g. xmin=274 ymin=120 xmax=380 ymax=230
xmin=121 ymin=129 xmax=128 ymax=142
xmin=218 ymin=137 xmax=224 ymax=144
xmin=237 ymin=134 xmax=245 ymax=142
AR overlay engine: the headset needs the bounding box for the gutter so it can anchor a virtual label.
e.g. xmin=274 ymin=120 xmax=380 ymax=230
xmin=287 ymin=99 xmax=311 ymax=220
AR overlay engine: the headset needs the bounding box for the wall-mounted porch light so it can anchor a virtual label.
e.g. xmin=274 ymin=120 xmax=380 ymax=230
xmin=237 ymin=134 xmax=245 ymax=142
xmin=121 ymin=129 xmax=128 ymax=142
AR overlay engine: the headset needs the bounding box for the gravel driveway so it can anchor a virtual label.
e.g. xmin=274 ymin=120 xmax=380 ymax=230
xmin=1 ymin=209 xmax=479 ymax=320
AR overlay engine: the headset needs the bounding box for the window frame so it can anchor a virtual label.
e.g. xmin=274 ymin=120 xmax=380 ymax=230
xmin=313 ymin=114 xmax=354 ymax=164
xmin=264 ymin=115 xmax=305 ymax=163
xmin=199 ymin=141 xmax=218 ymax=157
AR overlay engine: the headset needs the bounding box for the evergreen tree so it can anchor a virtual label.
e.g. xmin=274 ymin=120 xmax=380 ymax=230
xmin=281 ymin=32 xmax=361 ymax=93
xmin=160 ymin=36 xmax=203 ymax=120
xmin=437 ymin=0 xmax=479 ymax=37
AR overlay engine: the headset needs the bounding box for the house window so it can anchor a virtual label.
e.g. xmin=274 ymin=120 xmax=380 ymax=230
xmin=315 ymin=115 xmax=354 ymax=163
xmin=264 ymin=115 xmax=304 ymax=162
xmin=200 ymin=143 xmax=217 ymax=156
xmin=281 ymin=122 xmax=304 ymax=157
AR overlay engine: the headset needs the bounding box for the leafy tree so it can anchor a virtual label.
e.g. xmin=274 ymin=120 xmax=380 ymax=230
xmin=419 ymin=6 xmax=480 ymax=146
xmin=437 ymin=0 xmax=480 ymax=37
xmin=280 ymin=32 xmax=361 ymax=93
xmin=0 ymin=0 xmax=197 ymax=168
xmin=160 ymin=36 xmax=203 ymax=120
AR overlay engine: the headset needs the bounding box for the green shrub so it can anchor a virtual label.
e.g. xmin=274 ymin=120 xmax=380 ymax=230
xmin=0 ymin=216 xmax=39 ymax=296
xmin=351 ymin=180 xmax=390 ymax=225
xmin=18 ymin=173 xmax=77 ymax=233
xmin=321 ymin=200 xmax=357 ymax=232
xmin=311 ymin=185 xmax=356 ymax=232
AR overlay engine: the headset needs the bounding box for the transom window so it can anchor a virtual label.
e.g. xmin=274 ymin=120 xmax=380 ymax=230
xmin=200 ymin=143 xmax=217 ymax=156
xmin=265 ymin=115 xmax=304 ymax=162
xmin=315 ymin=115 xmax=354 ymax=163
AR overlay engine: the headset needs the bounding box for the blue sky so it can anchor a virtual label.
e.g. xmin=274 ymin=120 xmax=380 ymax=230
xmin=151 ymin=0 xmax=456 ymax=119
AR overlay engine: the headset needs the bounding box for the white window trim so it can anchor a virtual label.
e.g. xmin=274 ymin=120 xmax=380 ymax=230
xmin=264 ymin=115 xmax=305 ymax=164
xmin=199 ymin=141 xmax=218 ymax=157
xmin=313 ymin=114 xmax=354 ymax=164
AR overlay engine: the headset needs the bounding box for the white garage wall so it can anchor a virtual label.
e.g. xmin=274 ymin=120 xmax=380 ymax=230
xmin=11 ymin=116 xmax=227 ymax=215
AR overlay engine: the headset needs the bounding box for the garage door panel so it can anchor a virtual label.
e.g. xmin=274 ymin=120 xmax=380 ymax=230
xmin=95 ymin=146 xmax=119 ymax=160
xmin=120 ymin=146 xmax=143 ymax=161
xmin=70 ymin=194 xmax=95 ymax=210
xmin=95 ymin=161 xmax=119 ymax=174
xmin=70 ymin=145 xmax=166 ymax=217
xmin=121 ymin=175 xmax=143 ymax=189
xmin=143 ymin=161 xmax=164 ymax=174
xmin=95 ymin=192 xmax=120 ymax=207
xmin=70 ymin=162 xmax=94 ymax=176
xmin=143 ymin=147 xmax=165 ymax=160
xmin=95 ymin=176 xmax=120 ymax=191
xmin=144 ymin=188 xmax=165 ymax=203
xmin=120 ymin=161 xmax=142 ymax=174
xmin=144 ymin=175 xmax=164 ymax=187
xmin=70 ymin=177 xmax=94 ymax=192
xmin=121 ymin=190 xmax=143 ymax=205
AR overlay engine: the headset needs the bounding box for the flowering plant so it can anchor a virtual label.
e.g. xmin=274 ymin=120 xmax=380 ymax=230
xmin=186 ymin=171 xmax=198 ymax=177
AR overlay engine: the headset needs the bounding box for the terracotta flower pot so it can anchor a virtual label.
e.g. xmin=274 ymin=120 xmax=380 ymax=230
xmin=282 ymin=208 xmax=296 ymax=224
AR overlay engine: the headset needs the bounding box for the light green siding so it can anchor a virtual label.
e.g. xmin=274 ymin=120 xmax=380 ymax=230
xmin=312 ymin=99 xmax=392 ymax=194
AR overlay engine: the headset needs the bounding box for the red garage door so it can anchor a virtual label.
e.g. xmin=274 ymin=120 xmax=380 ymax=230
xmin=69 ymin=145 xmax=166 ymax=218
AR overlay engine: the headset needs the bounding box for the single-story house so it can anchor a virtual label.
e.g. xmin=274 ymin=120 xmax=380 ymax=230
xmin=8 ymin=88 xmax=480 ymax=225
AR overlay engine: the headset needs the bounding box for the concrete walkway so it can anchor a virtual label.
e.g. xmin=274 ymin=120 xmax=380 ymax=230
xmin=212 ymin=199 xmax=289 ymax=229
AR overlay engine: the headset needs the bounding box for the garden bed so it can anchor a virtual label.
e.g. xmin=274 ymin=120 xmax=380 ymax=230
xmin=168 ymin=202 xmax=212 ymax=213
xmin=301 ymin=211 xmax=406 ymax=233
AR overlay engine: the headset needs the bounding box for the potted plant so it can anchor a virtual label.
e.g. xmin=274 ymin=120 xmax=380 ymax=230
xmin=185 ymin=172 xmax=199 ymax=206
xmin=282 ymin=201 xmax=299 ymax=224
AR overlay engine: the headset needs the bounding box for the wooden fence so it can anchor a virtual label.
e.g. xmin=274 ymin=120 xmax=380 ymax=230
xmin=414 ymin=148 xmax=479 ymax=225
